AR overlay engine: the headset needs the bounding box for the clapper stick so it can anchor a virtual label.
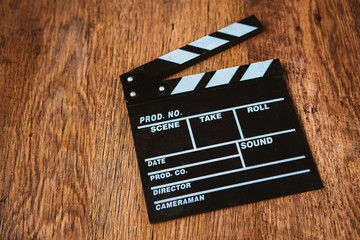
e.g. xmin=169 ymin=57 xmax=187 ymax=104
xmin=120 ymin=15 xmax=323 ymax=223
xmin=121 ymin=15 xmax=262 ymax=104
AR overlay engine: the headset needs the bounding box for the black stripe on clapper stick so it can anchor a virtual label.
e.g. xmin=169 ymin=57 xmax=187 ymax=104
xmin=120 ymin=15 xmax=263 ymax=104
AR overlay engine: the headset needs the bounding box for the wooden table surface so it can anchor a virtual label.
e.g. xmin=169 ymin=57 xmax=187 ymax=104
xmin=1 ymin=0 xmax=359 ymax=239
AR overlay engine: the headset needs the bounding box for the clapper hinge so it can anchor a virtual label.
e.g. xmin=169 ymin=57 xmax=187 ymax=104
xmin=120 ymin=70 xmax=170 ymax=104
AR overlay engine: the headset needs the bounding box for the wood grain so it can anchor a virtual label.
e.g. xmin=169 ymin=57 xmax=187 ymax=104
xmin=0 ymin=0 xmax=359 ymax=239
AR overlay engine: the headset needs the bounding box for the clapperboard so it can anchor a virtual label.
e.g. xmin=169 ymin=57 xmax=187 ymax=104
xmin=120 ymin=16 xmax=323 ymax=223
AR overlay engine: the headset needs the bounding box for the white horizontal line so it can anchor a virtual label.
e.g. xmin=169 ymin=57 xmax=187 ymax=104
xmin=151 ymin=156 xmax=305 ymax=190
xmin=138 ymin=97 xmax=284 ymax=129
xmin=145 ymin=128 xmax=296 ymax=161
xmin=153 ymin=169 xmax=310 ymax=205
xmin=148 ymin=154 xmax=241 ymax=176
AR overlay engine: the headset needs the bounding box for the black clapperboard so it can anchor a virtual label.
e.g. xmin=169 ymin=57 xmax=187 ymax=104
xmin=120 ymin=16 xmax=323 ymax=223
